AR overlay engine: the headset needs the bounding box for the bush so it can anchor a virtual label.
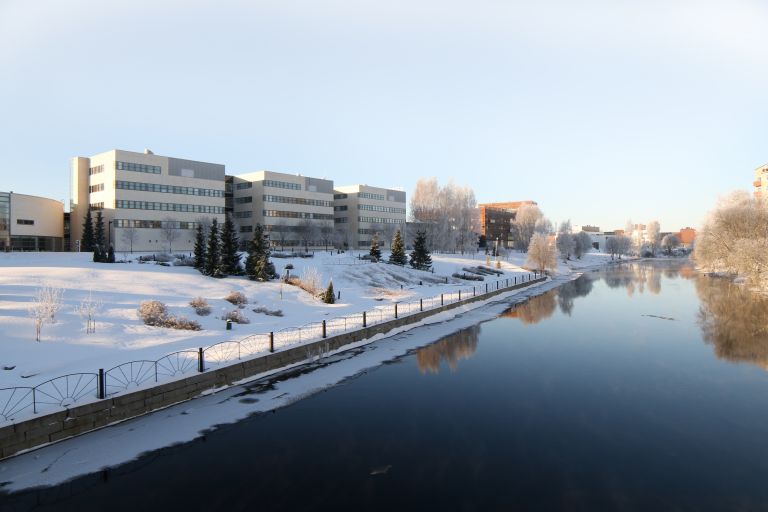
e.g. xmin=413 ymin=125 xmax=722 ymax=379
xmin=138 ymin=300 xmax=169 ymax=327
xmin=165 ymin=316 xmax=202 ymax=330
xmin=452 ymin=272 xmax=484 ymax=281
xmin=223 ymin=309 xmax=250 ymax=324
xmin=173 ymin=256 xmax=195 ymax=267
xmin=153 ymin=253 xmax=174 ymax=263
xmin=224 ymin=291 xmax=248 ymax=306
xmin=189 ymin=297 xmax=211 ymax=316
xmin=252 ymin=306 xmax=284 ymax=317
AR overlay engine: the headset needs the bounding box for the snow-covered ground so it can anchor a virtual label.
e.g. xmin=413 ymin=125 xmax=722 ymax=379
xmin=0 ymin=249 xmax=612 ymax=391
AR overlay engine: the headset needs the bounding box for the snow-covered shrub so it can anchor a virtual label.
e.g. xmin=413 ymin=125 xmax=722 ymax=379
xmin=224 ymin=291 xmax=248 ymax=306
xmin=223 ymin=309 xmax=250 ymax=324
xmin=153 ymin=253 xmax=174 ymax=263
xmin=189 ymin=297 xmax=211 ymax=316
xmin=252 ymin=305 xmax=284 ymax=317
xmin=76 ymin=291 xmax=101 ymax=334
xmin=138 ymin=300 xmax=169 ymax=327
xmin=173 ymin=255 xmax=195 ymax=267
xmin=452 ymin=272 xmax=483 ymax=281
xmin=165 ymin=316 xmax=202 ymax=331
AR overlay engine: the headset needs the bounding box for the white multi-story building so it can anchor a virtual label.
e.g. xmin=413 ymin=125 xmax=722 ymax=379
xmin=333 ymin=185 xmax=406 ymax=250
xmin=231 ymin=171 xmax=334 ymax=251
xmin=0 ymin=192 xmax=64 ymax=251
xmin=70 ymin=149 xmax=226 ymax=253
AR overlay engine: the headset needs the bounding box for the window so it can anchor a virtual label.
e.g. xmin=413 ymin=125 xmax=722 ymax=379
xmin=90 ymin=202 xmax=105 ymax=210
xmin=235 ymin=182 xmax=253 ymax=190
xmin=358 ymin=216 xmax=405 ymax=224
xmin=334 ymin=217 xmax=348 ymax=224
xmin=88 ymin=165 xmax=104 ymax=175
xmin=334 ymin=193 xmax=348 ymax=199
xmin=115 ymin=200 xmax=224 ymax=214
xmin=234 ymin=211 xmax=252 ymax=218
xmin=359 ymin=192 xmax=385 ymax=201
xmin=16 ymin=219 xmax=34 ymax=225
xmin=263 ymin=195 xmax=332 ymax=207
xmin=334 ymin=205 xmax=348 ymax=211
xmin=234 ymin=196 xmax=253 ymax=204
xmin=240 ymin=225 xmax=253 ymax=233
xmin=114 ymin=219 xmax=200 ymax=230
xmin=263 ymin=210 xmax=333 ymax=220
xmin=115 ymin=180 xmax=223 ymax=197
xmin=358 ymin=204 xmax=406 ymax=214
xmin=89 ymin=183 xmax=105 ymax=193
xmin=115 ymin=161 xmax=161 ymax=174
xmin=263 ymin=180 xmax=301 ymax=191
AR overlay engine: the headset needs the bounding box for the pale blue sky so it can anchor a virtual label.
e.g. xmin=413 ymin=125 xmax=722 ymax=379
xmin=1 ymin=0 xmax=766 ymax=232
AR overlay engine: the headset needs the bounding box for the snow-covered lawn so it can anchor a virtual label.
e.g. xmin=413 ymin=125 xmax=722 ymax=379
xmin=0 ymin=250 xmax=612 ymax=389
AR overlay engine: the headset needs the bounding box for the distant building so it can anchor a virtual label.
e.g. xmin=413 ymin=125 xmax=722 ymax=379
xmin=231 ymin=171 xmax=334 ymax=251
xmin=478 ymin=200 xmax=537 ymax=248
xmin=0 ymin=192 xmax=64 ymax=251
xmin=579 ymin=225 xmax=601 ymax=233
xmin=754 ymin=163 xmax=768 ymax=200
xmin=333 ymin=185 xmax=406 ymax=250
xmin=70 ymin=149 xmax=226 ymax=253
xmin=677 ymin=227 xmax=696 ymax=247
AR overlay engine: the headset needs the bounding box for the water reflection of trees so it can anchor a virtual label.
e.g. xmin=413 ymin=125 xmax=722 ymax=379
xmin=501 ymin=292 xmax=557 ymax=325
xmin=557 ymin=276 xmax=594 ymax=316
xmin=602 ymin=263 xmax=685 ymax=296
xmin=416 ymin=325 xmax=480 ymax=374
xmin=695 ymin=275 xmax=768 ymax=368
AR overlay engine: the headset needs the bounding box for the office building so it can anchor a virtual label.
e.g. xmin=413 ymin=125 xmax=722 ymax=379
xmin=0 ymin=192 xmax=64 ymax=251
xmin=70 ymin=149 xmax=226 ymax=253
xmin=333 ymin=185 xmax=406 ymax=250
xmin=478 ymin=200 xmax=537 ymax=247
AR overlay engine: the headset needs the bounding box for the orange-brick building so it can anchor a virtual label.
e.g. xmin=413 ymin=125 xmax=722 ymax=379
xmin=478 ymin=200 xmax=537 ymax=247
xmin=677 ymin=227 xmax=696 ymax=247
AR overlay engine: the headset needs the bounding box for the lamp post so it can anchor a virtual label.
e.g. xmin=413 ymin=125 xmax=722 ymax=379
xmin=108 ymin=220 xmax=112 ymax=248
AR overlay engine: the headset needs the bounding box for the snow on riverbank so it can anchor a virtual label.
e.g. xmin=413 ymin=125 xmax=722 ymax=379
xmin=0 ymin=250 xmax=611 ymax=389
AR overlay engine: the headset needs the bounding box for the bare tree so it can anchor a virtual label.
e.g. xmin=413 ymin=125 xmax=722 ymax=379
xmin=162 ymin=217 xmax=180 ymax=254
xmin=29 ymin=283 xmax=64 ymax=341
xmin=661 ymin=234 xmax=680 ymax=255
xmin=646 ymin=220 xmax=661 ymax=256
xmin=617 ymin=235 xmax=632 ymax=259
xmin=296 ymin=218 xmax=320 ymax=252
xmin=606 ymin=236 xmax=619 ymax=260
xmin=574 ymin=231 xmax=593 ymax=258
xmin=120 ymin=224 xmax=139 ymax=254
xmin=556 ymin=221 xmax=575 ymax=261
xmin=513 ymin=204 xmax=544 ymax=251
xmin=526 ymin=233 xmax=557 ymax=272
xmin=76 ymin=290 xmax=101 ymax=334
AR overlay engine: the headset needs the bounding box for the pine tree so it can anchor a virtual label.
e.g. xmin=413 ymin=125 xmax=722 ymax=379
xmin=369 ymin=233 xmax=382 ymax=261
xmin=193 ymin=224 xmax=206 ymax=272
xmin=245 ymin=224 xmax=276 ymax=281
xmin=204 ymin=218 xmax=222 ymax=278
xmin=94 ymin=210 xmax=106 ymax=252
xmin=93 ymin=245 xmax=102 ymax=263
xmin=107 ymin=245 xmax=115 ymax=263
xmin=220 ymin=214 xmax=241 ymax=275
xmin=323 ymin=280 xmax=335 ymax=304
xmin=410 ymin=230 xmax=432 ymax=271
xmin=82 ymin=208 xmax=95 ymax=252
xmin=389 ymin=229 xmax=406 ymax=265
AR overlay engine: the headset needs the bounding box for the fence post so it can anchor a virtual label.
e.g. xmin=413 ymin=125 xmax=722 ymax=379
xmin=198 ymin=347 xmax=204 ymax=372
xmin=485 ymin=283 xmax=488 ymax=293
xmin=473 ymin=286 xmax=476 ymax=297
xmin=395 ymin=303 xmax=398 ymax=319
xmin=32 ymin=388 xmax=36 ymax=414
xmin=98 ymin=368 xmax=105 ymax=399
xmin=515 ymin=276 xmax=517 ymax=285
xmin=322 ymin=320 xmax=327 ymax=338
xmin=363 ymin=311 xmax=367 ymax=328
xmin=269 ymin=332 xmax=274 ymax=352
xmin=459 ymin=290 xmax=461 ymax=300
xmin=496 ymin=281 xmax=499 ymax=290
xmin=441 ymin=294 xmax=444 ymax=306
xmin=420 ymin=298 xmax=423 ymax=311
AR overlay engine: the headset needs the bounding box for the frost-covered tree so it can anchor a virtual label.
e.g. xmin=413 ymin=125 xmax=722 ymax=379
xmin=617 ymin=235 xmax=632 ymax=259
xmin=162 ymin=217 xmax=180 ymax=254
xmin=369 ymin=233 xmax=382 ymax=261
xmin=574 ymin=231 xmax=593 ymax=259
xmin=661 ymin=234 xmax=680 ymax=255
xmin=245 ymin=223 xmax=276 ymax=281
xmin=193 ymin=223 xmax=206 ymax=271
xmin=513 ymin=204 xmax=544 ymax=251
xmin=29 ymin=284 xmax=63 ymax=341
xmin=220 ymin=214 xmax=241 ymax=275
xmin=534 ymin=217 xmax=553 ymax=235
xmin=410 ymin=178 xmax=477 ymax=252
xmin=555 ymin=221 xmax=575 ymax=261
xmin=606 ymin=236 xmax=619 ymax=260
xmin=410 ymin=230 xmax=432 ymax=270
xmin=76 ymin=290 xmax=101 ymax=334
xmin=389 ymin=229 xmax=407 ymax=265
xmin=81 ymin=208 xmax=95 ymax=252
xmin=526 ymin=233 xmax=557 ymax=272
xmin=121 ymin=225 xmax=138 ymax=254
xmin=646 ymin=220 xmax=661 ymax=256
xmin=204 ymin=218 xmax=222 ymax=278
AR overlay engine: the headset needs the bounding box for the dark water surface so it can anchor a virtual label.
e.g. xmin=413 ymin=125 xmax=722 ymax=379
xmin=6 ymin=261 xmax=768 ymax=511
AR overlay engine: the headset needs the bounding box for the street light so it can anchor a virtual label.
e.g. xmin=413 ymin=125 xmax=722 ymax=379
xmin=108 ymin=220 xmax=112 ymax=248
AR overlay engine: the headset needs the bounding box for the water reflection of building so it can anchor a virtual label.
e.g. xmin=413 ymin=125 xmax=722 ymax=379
xmin=416 ymin=325 xmax=480 ymax=374
xmin=502 ymin=292 xmax=557 ymax=325
xmin=695 ymin=275 xmax=768 ymax=369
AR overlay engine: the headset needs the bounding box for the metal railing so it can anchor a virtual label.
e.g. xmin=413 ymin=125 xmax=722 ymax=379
xmin=0 ymin=271 xmax=544 ymax=425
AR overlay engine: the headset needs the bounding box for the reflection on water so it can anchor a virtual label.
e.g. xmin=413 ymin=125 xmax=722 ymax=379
xmin=501 ymin=292 xmax=557 ymax=325
xmin=695 ymin=275 xmax=768 ymax=368
xmin=416 ymin=325 xmax=479 ymax=373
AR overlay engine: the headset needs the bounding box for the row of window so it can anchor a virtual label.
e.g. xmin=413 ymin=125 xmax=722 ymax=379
xmin=358 ymin=216 xmax=405 ymax=224
xmin=263 ymin=210 xmax=334 ymax=220
xmin=116 ymin=161 xmax=162 ymax=174
xmin=90 ymin=202 xmax=105 ymax=210
xmin=358 ymin=204 xmax=406 ymax=214
xmin=334 ymin=205 xmax=347 ymax=211
xmin=115 ymin=180 xmax=224 ymax=197
xmin=89 ymin=183 xmax=105 ymax=193
xmin=89 ymin=165 xmax=104 ymax=175
xmin=114 ymin=219 xmax=199 ymax=230
xmin=334 ymin=217 xmax=347 ymax=223
xmin=358 ymin=192 xmax=385 ymax=201
xmin=234 ymin=211 xmax=252 ymax=218
xmin=263 ymin=195 xmax=332 ymax=207
xmin=17 ymin=219 xmax=34 ymax=225
xmin=116 ymin=200 xmax=225 ymax=214
xmin=334 ymin=193 xmax=348 ymax=200
xmin=264 ymin=180 xmax=301 ymax=191
xmin=235 ymin=182 xmax=253 ymax=190
xmin=240 ymin=226 xmax=253 ymax=233
xmin=235 ymin=196 xmax=253 ymax=204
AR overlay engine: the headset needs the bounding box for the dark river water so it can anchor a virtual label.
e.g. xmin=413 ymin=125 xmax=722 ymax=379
xmin=5 ymin=261 xmax=768 ymax=511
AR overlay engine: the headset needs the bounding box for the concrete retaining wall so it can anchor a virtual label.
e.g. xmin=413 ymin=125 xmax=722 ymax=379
xmin=0 ymin=276 xmax=547 ymax=459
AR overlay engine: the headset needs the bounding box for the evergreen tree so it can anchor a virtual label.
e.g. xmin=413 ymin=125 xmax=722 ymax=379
xmin=369 ymin=233 xmax=382 ymax=261
xmin=245 ymin=223 xmax=276 ymax=281
xmin=410 ymin=230 xmax=432 ymax=271
xmin=193 ymin=224 xmax=206 ymax=272
xmin=82 ymin=208 xmax=95 ymax=252
xmin=93 ymin=245 xmax=102 ymax=263
xmin=107 ymin=245 xmax=115 ymax=263
xmin=204 ymin=218 xmax=222 ymax=278
xmin=389 ymin=229 xmax=406 ymax=265
xmin=323 ymin=280 xmax=335 ymax=304
xmin=220 ymin=214 xmax=241 ymax=275
xmin=94 ymin=210 xmax=106 ymax=252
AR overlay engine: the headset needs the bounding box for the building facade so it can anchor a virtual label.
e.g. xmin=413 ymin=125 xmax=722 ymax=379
xmin=754 ymin=163 xmax=768 ymax=200
xmin=0 ymin=192 xmax=64 ymax=251
xmin=231 ymin=171 xmax=335 ymax=251
xmin=70 ymin=149 xmax=226 ymax=253
xmin=478 ymin=200 xmax=537 ymax=247
xmin=333 ymin=185 xmax=406 ymax=250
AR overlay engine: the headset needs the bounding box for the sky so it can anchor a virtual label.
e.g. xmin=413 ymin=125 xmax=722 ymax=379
xmin=1 ymin=0 xmax=766 ymax=232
